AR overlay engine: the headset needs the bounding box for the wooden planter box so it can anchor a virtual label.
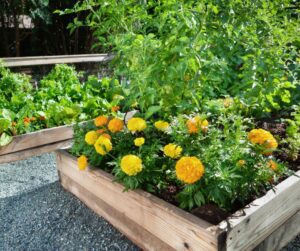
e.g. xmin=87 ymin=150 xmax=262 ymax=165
xmin=0 ymin=125 xmax=73 ymax=164
xmin=55 ymin=150 xmax=300 ymax=251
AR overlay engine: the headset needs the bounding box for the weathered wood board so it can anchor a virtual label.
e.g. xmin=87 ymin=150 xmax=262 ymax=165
xmin=1 ymin=54 xmax=113 ymax=67
xmin=0 ymin=124 xmax=74 ymax=156
xmin=0 ymin=139 xmax=72 ymax=164
xmin=55 ymin=150 xmax=300 ymax=251
xmin=0 ymin=124 xmax=76 ymax=163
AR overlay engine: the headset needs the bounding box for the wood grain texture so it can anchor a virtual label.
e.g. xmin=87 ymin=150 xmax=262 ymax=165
xmin=59 ymin=172 xmax=173 ymax=251
xmin=254 ymin=211 xmax=300 ymax=251
xmin=0 ymin=125 xmax=74 ymax=155
xmin=56 ymin=150 xmax=218 ymax=251
xmin=0 ymin=140 xmax=72 ymax=164
xmin=218 ymin=170 xmax=300 ymax=251
xmin=2 ymin=54 xmax=113 ymax=67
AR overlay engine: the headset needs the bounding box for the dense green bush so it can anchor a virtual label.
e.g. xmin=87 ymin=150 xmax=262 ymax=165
xmin=63 ymin=0 xmax=299 ymax=117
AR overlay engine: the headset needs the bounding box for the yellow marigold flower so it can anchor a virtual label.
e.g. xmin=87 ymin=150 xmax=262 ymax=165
xmin=78 ymin=155 xmax=88 ymax=170
xmin=201 ymin=119 xmax=209 ymax=133
xmin=248 ymin=129 xmax=278 ymax=154
xmin=120 ymin=155 xmax=143 ymax=176
xmin=267 ymin=160 xmax=278 ymax=171
xmin=94 ymin=115 xmax=108 ymax=127
xmin=134 ymin=137 xmax=145 ymax=147
xmin=163 ymin=143 xmax=182 ymax=159
xmin=127 ymin=117 xmax=147 ymax=132
xmin=85 ymin=131 xmax=99 ymax=145
xmin=108 ymin=118 xmax=124 ymax=133
xmin=94 ymin=135 xmax=112 ymax=155
xmin=176 ymin=156 xmax=205 ymax=184
xmin=237 ymin=160 xmax=246 ymax=167
xmin=154 ymin=120 xmax=170 ymax=132
xmin=186 ymin=116 xmax=208 ymax=134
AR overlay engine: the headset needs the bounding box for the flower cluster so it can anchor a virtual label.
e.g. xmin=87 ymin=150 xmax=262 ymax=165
xmin=74 ymin=113 xmax=286 ymax=211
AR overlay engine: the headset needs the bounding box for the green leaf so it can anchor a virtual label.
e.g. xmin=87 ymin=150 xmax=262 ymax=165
xmin=0 ymin=118 xmax=11 ymax=134
xmin=0 ymin=132 xmax=12 ymax=147
xmin=145 ymin=106 xmax=161 ymax=119
xmin=194 ymin=191 xmax=205 ymax=206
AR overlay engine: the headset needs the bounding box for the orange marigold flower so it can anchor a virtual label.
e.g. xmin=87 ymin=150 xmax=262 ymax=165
xmin=186 ymin=116 xmax=208 ymax=134
xmin=39 ymin=116 xmax=46 ymax=121
xmin=96 ymin=128 xmax=106 ymax=134
xmin=30 ymin=117 xmax=36 ymax=121
xmin=111 ymin=106 xmax=120 ymax=112
xmin=108 ymin=118 xmax=124 ymax=133
xmin=23 ymin=117 xmax=30 ymax=126
xmin=94 ymin=115 xmax=108 ymax=127
xmin=176 ymin=156 xmax=205 ymax=184
xmin=267 ymin=160 xmax=278 ymax=171
xmin=78 ymin=155 xmax=88 ymax=170
xmin=101 ymin=133 xmax=111 ymax=140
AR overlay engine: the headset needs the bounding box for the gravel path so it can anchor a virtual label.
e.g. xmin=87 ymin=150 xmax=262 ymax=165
xmin=0 ymin=153 xmax=299 ymax=250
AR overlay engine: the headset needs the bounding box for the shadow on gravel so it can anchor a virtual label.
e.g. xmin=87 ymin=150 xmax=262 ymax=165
xmin=0 ymin=181 xmax=139 ymax=251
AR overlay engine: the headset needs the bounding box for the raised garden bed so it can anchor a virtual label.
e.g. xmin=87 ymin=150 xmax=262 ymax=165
xmin=0 ymin=125 xmax=73 ymax=163
xmin=55 ymin=150 xmax=300 ymax=251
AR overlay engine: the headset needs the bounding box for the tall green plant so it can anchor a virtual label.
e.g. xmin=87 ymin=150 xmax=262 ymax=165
xmin=62 ymin=0 xmax=299 ymax=117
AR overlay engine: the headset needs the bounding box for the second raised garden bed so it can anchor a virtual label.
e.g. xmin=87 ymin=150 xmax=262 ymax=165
xmin=55 ymin=150 xmax=300 ymax=251
xmin=0 ymin=125 xmax=73 ymax=163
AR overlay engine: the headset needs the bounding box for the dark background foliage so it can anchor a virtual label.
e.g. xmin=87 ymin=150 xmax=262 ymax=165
xmin=0 ymin=0 xmax=94 ymax=57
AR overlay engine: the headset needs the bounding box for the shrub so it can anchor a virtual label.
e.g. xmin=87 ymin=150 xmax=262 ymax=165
xmin=63 ymin=0 xmax=299 ymax=117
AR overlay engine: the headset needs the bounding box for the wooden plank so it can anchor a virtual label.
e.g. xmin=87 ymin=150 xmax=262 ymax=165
xmin=218 ymin=170 xmax=300 ymax=251
xmin=59 ymin=171 xmax=173 ymax=251
xmin=1 ymin=54 xmax=113 ymax=67
xmin=56 ymin=150 xmax=219 ymax=251
xmin=0 ymin=139 xmax=72 ymax=164
xmin=254 ymin=211 xmax=300 ymax=251
xmin=0 ymin=125 xmax=74 ymax=156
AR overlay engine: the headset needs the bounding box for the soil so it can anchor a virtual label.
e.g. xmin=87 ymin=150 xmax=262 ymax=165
xmin=191 ymin=204 xmax=230 ymax=225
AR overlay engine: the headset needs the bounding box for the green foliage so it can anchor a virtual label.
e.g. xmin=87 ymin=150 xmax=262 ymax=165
xmin=64 ymin=0 xmax=299 ymax=117
xmin=0 ymin=64 xmax=116 ymax=142
xmin=283 ymin=105 xmax=300 ymax=161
